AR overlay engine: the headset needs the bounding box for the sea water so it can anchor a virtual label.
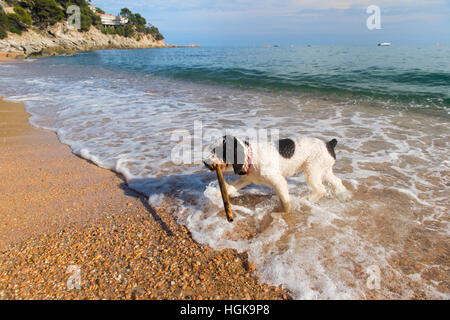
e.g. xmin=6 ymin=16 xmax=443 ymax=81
xmin=0 ymin=45 xmax=449 ymax=299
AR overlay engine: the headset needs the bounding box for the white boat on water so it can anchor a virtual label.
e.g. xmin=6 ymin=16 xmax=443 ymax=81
xmin=378 ymin=42 xmax=391 ymax=46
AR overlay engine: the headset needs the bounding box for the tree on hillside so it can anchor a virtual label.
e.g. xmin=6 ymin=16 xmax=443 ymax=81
xmin=26 ymin=0 xmax=65 ymax=26
xmin=0 ymin=5 xmax=33 ymax=37
xmin=117 ymin=7 xmax=164 ymax=40
xmin=124 ymin=24 xmax=134 ymax=37
xmin=0 ymin=8 xmax=8 ymax=39
xmin=150 ymin=25 xmax=164 ymax=40
xmin=119 ymin=8 xmax=132 ymax=19
xmin=133 ymin=13 xmax=146 ymax=26
xmin=12 ymin=6 xmax=32 ymax=25
xmin=5 ymin=6 xmax=32 ymax=35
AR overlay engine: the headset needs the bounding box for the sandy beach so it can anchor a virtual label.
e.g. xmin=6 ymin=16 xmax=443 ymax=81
xmin=0 ymin=98 xmax=289 ymax=299
xmin=0 ymin=52 xmax=24 ymax=62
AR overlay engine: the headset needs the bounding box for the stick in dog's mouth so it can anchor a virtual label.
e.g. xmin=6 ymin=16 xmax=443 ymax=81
xmin=211 ymin=163 xmax=234 ymax=222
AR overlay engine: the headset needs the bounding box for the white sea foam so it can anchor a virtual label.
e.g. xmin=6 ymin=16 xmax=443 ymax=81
xmin=0 ymin=60 xmax=448 ymax=299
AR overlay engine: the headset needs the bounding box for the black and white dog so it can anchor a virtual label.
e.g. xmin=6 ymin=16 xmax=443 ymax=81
xmin=204 ymin=136 xmax=350 ymax=213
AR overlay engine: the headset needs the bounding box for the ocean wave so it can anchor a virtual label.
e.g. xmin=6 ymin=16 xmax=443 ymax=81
xmin=44 ymin=46 xmax=450 ymax=112
xmin=145 ymin=65 xmax=450 ymax=108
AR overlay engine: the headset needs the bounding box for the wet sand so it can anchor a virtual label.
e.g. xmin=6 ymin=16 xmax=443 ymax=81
xmin=0 ymin=98 xmax=289 ymax=299
xmin=0 ymin=52 xmax=24 ymax=62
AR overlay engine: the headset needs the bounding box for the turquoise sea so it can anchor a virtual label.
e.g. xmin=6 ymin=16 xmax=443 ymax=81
xmin=52 ymin=45 xmax=450 ymax=111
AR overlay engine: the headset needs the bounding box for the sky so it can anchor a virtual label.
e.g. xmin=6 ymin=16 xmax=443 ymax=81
xmin=91 ymin=0 xmax=450 ymax=46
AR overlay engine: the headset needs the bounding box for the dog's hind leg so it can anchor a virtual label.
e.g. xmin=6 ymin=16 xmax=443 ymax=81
xmin=304 ymin=166 xmax=327 ymax=203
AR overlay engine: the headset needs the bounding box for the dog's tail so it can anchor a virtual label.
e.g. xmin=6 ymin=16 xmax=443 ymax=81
xmin=326 ymin=138 xmax=338 ymax=159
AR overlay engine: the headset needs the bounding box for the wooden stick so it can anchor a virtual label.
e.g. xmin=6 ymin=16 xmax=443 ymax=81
xmin=214 ymin=164 xmax=234 ymax=222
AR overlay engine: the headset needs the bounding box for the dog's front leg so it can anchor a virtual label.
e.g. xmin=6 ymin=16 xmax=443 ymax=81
xmin=324 ymin=168 xmax=351 ymax=200
xmin=216 ymin=176 xmax=251 ymax=198
xmin=267 ymin=175 xmax=291 ymax=213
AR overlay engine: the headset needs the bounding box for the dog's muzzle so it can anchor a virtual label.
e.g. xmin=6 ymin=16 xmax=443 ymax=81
xmin=203 ymin=160 xmax=215 ymax=171
xmin=203 ymin=160 xmax=228 ymax=172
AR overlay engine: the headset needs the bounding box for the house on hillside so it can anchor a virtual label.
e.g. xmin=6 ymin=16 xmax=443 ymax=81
xmin=87 ymin=4 xmax=97 ymax=13
xmin=100 ymin=14 xmax=128 ymax=26
xmin=88 ymin=4 xmax=128 ymax=26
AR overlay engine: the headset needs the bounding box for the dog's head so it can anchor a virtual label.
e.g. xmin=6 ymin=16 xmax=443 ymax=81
xmin=203 ymin=135 xmax=249 ymax=175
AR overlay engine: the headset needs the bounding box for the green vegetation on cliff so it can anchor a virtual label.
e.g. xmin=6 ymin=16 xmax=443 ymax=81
xmin=0 ymin=5 xmax=32 ymax=37
xmin=0 ymin=1 xmax=164 ymax=40
xmin=101 ymin=7 xmax=164 ymax=41
xmin=28 ymin=0 xmax=65 ymax=26
xmin=0 ymin=9 xmax=7 ymax=39
xmin=20 ymin=0 xmax=100 ymax=30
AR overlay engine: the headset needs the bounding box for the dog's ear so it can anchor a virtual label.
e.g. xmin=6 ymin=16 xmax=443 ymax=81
xmin=232 ymin=137 xmax=247 ymax=175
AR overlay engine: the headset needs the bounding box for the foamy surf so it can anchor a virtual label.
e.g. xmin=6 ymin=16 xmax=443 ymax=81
xmin=0 ymin=48 xmax=448 ymax=299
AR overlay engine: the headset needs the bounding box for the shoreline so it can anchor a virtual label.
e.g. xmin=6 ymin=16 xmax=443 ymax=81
xmin=0 ymin=22 xmax=199 ymax=59
xmin=0 ymin=52 xmax=25 ymax=61
xmin=0 ymin=44 xmax=199 ymax=60
xmin=0 ymin=97 xmax=289 ymax=299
